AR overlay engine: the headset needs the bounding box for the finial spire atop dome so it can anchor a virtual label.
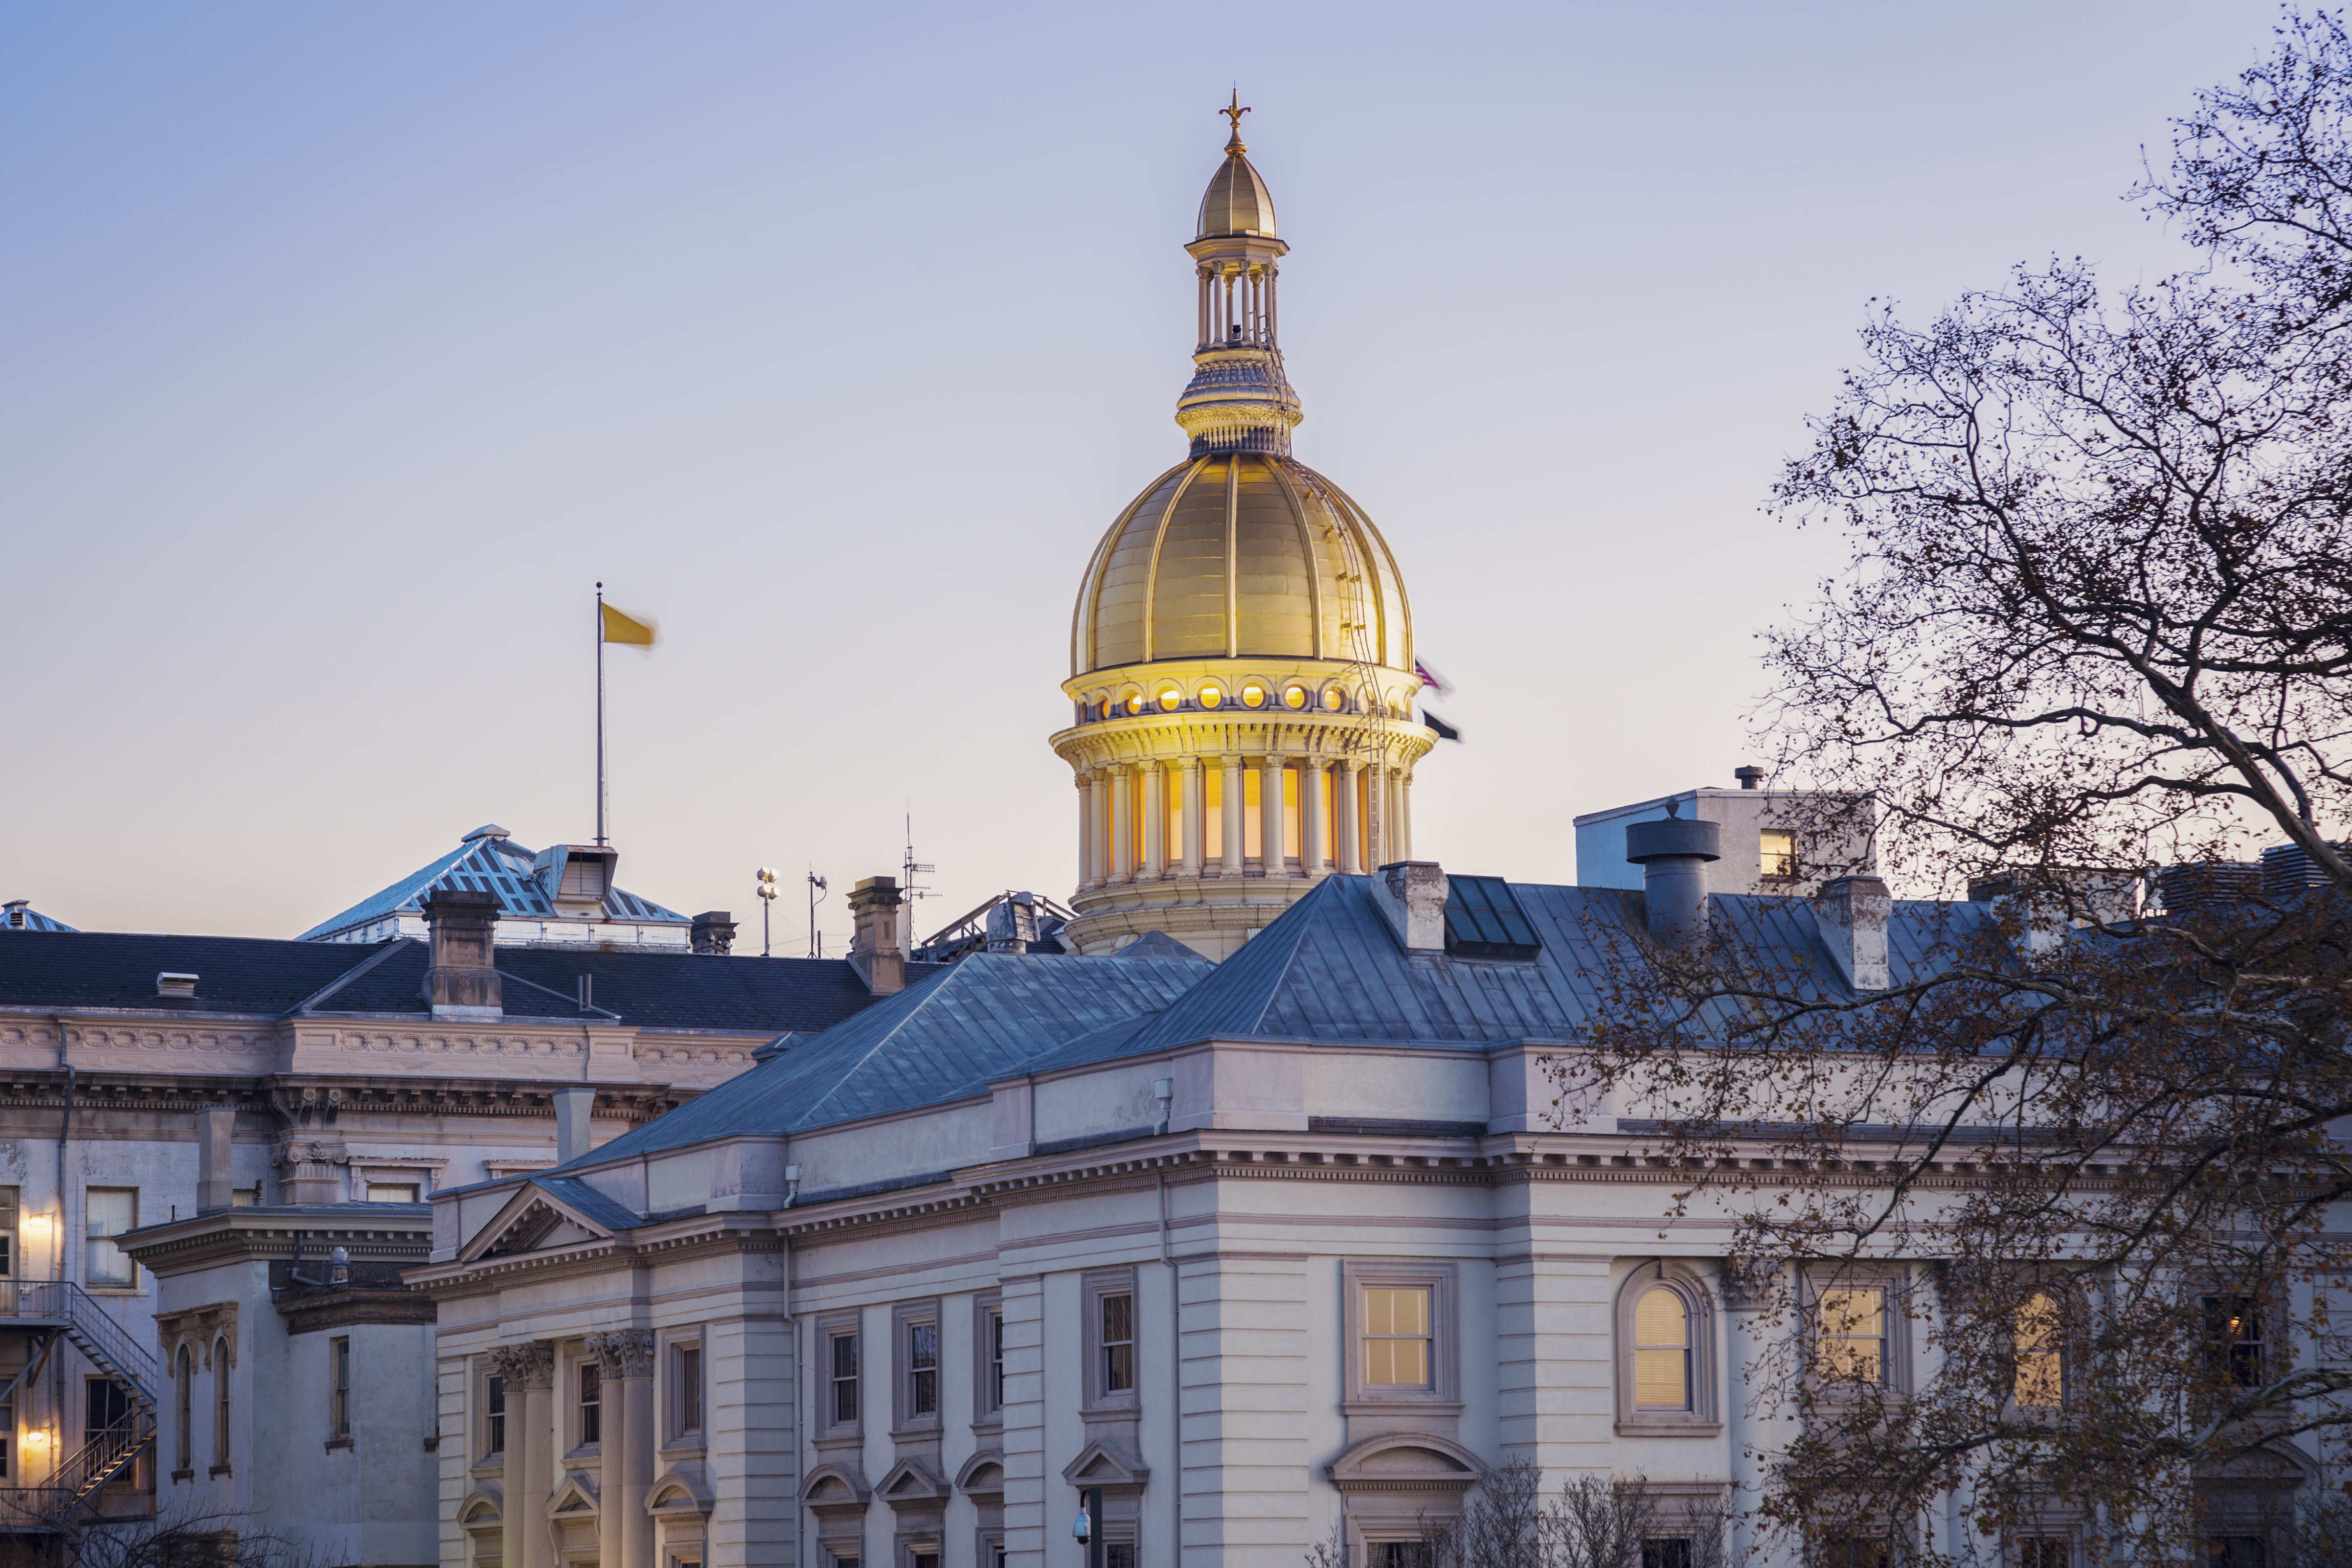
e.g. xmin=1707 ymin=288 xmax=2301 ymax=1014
xmin=1222 ymin=89 xmax=1250 ymax=151
xmin=1182 ymin=98 xmax=1298 ymax=455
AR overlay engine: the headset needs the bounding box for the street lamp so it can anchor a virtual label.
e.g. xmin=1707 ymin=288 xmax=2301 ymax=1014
xmin=756 ymin=868 xmax=779 ymax=957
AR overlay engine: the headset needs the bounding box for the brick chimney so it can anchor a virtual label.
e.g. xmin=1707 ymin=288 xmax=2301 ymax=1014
xmin=421 ymin=889 xmax=503 ymax=1020
xmin=847 ymin=876 xmax=905 ymax=995
xmin=1373 ymin=861 xmax=1449 ymax=952
xmin=691 ymin=912 xmax=737 ymax=956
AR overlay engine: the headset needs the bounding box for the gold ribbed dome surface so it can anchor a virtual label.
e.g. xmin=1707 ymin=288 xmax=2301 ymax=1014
xmin=1197 ymin=150 xmax=1278 ymax=238
xmin=1072 ymin=452 xmax=1411 ymax=675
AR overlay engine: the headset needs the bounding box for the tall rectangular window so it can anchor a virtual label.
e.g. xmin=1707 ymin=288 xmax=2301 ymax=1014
xmin=1760 ymin=828 xmax=1799 ymax=880
xmin=1817 ymin=1287 xmax=1886 ymax=1382
xmin=1242 ymin=769 xmax=1263 ymax=862
xmin=2203 ymin=1296 xmax=2264 ymax=1388
xmin=988 ymin=1309 xmax=1005 ymax=1413
xmin=1205 ymin=768 xmax=1224 ymax=865
xmin=1642 ymin=1543 xmax=1692 ymax=1568
xmin=676 ymin=1344 xmax=702 ymax=1436
xmin=485 ymin=1375 xmax=506 ymax=1457
xmin=1165 ymin=769 xmax=1181 ymax=868
xmin=84 ymin=1188 xmax=135 ymax=1287
xmin=830 ymin=1331 xmax=858 ymax=1425
xmin=87 ymin=1378 xmax=131 ymax=1446
xmin=908 ymin=1321 xmax=938 ymax=1417
xmin=1283 ymin=765 xmax=1302 ymax=867
xmin=330 ymin=1336 xmax=352 ymax=1438
xmin=1321 ymin=766 xmax=1338 ymax=864
xmin=2020 ymin=1540 xmax=2070 ymax=1568
xmin=2015 ymin=1292 xmax=2063 ymax=1407
xmin=1362 ymin=1286 xmax=1433 ymax=1388
xmin=213 ymin=1340 xmax=231 ymax=1467
xmin=577 ymin=1361 xmax=601 ymax=1445
xmin=1100 ymin=1292 xmax=1134 ymax=1395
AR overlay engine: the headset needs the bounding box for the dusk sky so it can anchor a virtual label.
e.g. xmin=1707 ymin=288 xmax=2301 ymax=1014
xmin=2 ymin=2 xmax=2280 ymax=949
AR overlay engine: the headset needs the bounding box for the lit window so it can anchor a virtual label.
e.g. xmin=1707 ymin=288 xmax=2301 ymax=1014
xmin=85 ymin=1188 xmax=135 ymax=1288
xmin=1632 ymin=1288 xmax=1690 ymax=1410
xmin=1817 ymin=1287 xmax=1885 ymax=1382
xmin=1282 ymin=684 xmax=1307 ymax=709
xmin=1158 ymin=688 xmax=1181 ymax=712
xmin=1198 ymin=684 xmax=1223 ymax=709
xmin=1241 ymin=683 xmax=1267 ymax=709
xmin=1100 ymin=1292 xmax=1134 ymax=1394
xmin=2015 ymin=1292 xmax=2063 ymax=1407
xmin=1123 ymin=693 xmax=1143 ymax=716
xmin=2203 ymin=1296 xmax=2263 ymax=1389
xmin=578 ymin=1361 xmax=600 ymax=1445
xmin=1322 ymin=687 xmax=1344 ymax=711
xmin=909 ymin=1321 xmax=938 ymax=1416
xmin=1362 ymin=1286 xmax=1432 ymax=1387
xmin=1091 ymin=698 xmax=1110 ymax=721
xmin=1760 ymin=828 xmax=1799 ymax=879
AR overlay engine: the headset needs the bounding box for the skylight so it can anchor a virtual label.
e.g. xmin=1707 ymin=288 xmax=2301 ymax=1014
xmin=1442 ymin=875 xmax=1542 ymax=960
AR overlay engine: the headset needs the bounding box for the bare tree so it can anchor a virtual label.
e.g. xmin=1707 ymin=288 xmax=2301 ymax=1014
xmin=1548 ymin=10 xmax=2352 ymax=1564
xmin=71 ymin=1512 xmax=317 ymax=1568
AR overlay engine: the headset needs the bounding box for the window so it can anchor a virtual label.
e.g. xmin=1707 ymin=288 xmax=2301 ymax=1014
xmin=231 ymin=1188 xmax=258 ymax=1208
xmin=1198 ymin=684 xmax=1222 ymax=710
xmin=1241 ymin=682 xmax=1267 ymax=708
xmin=1363 ymin=1287 xmax=1432 ymax=1387
xmin=1322 ymin=686 xmax=1345 ymax=712
xmin=2203 ymin=1296 xmax=2263 ymax=1388
xmin=1105 ymin=1549 xmax=1136 ymax=1568
xmin=577 ymin=1361 xmax=601 ymax=1446
xmin=2204 ymin=1540 xmax=2268 ymax=1568
xmin=175 ymin=1347 xmax=193 ymax=1475
xmin=975 ymin=1299 xmax=1004 ymax=1419
xmin=2014 ymin=1292 xmax=2063 ymax=1407
xmin=1760 ymin=828 xmax=1799 ymax=880
xmin=1443 ymin=875 xmax=1542 ymax=959
xmin=84 ymin=1188 xmax=136 ymax=1287
xmin=1157 ymin=688 xmax=1181 ymax=713
xmin=330 ymin=1337 xmax=352 ymax=1439
xmin=1344 ymin=1261 xmax=1457 ymax=1405
xmin=2020 ymin=1540 xmax=2070 ymax=1568
xmin=213 ymin=1339 xmax=231 ymax=1468
xmin=829 ymin=1329 xmax=859 ymax=1426
xmin=366 ymin=1182 xmax=421 ymax=1203
xmin=1822 ymin=1541 xmax=1891 ymax=1568
xmin=1817 ymin=1287 xmax=1886 ymax=1382
xmin=676 ymin=1343 xmax=703 ymax=1437
xmin=87 ymin=1378 xmax=131 ymax=1450
xmin=484 ymin=1374 xmax=506 ymax=1458
xmin=1370 ymin=1547 xmax=1432 ymax=1568
xmin=1081 ymin=1271 xmax=1139 ymax=1408
xmin=908 ymin=1320 xmax=939 ymax=1417
xmin=1633 ymin=1287 xmax=1691 ymax=1410
xmin=1282 ymin=684 xmax=1307 ymax=710
xmin=1100 ymin=1292 xmax=1134 ymax=1395
xmin=1644 ymin=1542 xmax=1693 ymax=1568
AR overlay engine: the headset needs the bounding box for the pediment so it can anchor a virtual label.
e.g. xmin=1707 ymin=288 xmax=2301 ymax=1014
xmin=647 ymin=1468 xmax=713 ymax=1519
xmin=876 ymin=1456 xmax=952 ymax=1513
xmin=547 ymin=1471 xmax=599 ymax=1517
xmin=459 ymin=1487 xmax=504 ymax=1528
xmin=799 ymin=1461 xmax=872 ymax=1517
xmin=462 ymin=1183 xmax=617 ymax=1263
xmin=1059 ymin=1439 xmax=1149 ymax=1494
xmin=1326 ymin=1431 xmax=1485 ymax=1495
xmin=955 ymin=1449 xmax=1006 ymax=1500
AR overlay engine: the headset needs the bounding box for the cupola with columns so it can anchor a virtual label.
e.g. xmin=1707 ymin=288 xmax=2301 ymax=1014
xmin=1052 ymin=98 xmax=1434 ymax=959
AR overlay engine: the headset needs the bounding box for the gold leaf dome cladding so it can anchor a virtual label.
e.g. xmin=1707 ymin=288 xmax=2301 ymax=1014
xmin=1071 ymin=452 xmax=1411 ymax=676
xmin=1197 ymin=148 xmax=1277 ymax=239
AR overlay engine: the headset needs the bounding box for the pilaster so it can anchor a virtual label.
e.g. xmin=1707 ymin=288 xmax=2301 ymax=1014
xmin=1178 ymin=1253 xmax=1308 ymax=1567
xmin=587 ymin=1331 xmax=655 ymax=1568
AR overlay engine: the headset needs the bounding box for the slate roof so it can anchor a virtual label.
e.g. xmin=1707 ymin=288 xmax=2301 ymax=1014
xmin=299 ymin=830 xmax=688 ymax=941
xmin=580 ymin=947 xmax=1215 ymax=1162
xmin=555 ymin=874 xmax=2005 ymax=1162
xmin=0 ymin=928 xmax=914 ymax=1037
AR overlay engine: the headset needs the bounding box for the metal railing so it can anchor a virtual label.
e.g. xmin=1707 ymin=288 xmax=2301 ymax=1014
xmin=52 ymin=1419 xmax=149 ymax=1510
xmin=0 ymin=1280 xmax=158 ymax=1403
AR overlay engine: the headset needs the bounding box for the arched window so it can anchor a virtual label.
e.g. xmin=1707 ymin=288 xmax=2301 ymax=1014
xmin=1632 ymin=1287 xmax=1691 ymax=1410
xmin=213 ymin=1338 xmax=230 ymax=1470
xmin=1613 ymin=1266 xmax=1720 ymax=1433
xmin=1198 ymin=683 xmax=1223 ymax=710
xmin=2015 ymin=1291 xmax=2063 ymax=1408
xmin=175 ymin=1346 xmax=193 ymax=1476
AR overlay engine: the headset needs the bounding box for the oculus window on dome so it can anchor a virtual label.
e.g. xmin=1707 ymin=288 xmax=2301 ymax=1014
xmin=1443 ymin=876 xmax=1541 ymax=959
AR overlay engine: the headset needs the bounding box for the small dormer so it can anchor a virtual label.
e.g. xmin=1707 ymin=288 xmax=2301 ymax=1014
xmin=533 ymin=845 xmax=619 ymax=915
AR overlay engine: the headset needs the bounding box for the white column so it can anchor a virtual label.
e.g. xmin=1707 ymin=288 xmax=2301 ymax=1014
xmin=1085 ymin=770 xmax=1109 ymax=891
xmin=589 ymin=1332 xmax=654 ymax=1568
xmin=1336 ymin=762 xmax=1362 ymax=874
xmin=1302 ymin=759 xmax=1329 ymax=877
xmin=1111 ymin=767 xmax=1135 ymax=885
xmin=1076 ymin=773 xmax=1094 ymax=892
xmin=1181 ymin=758 xmax=1205 ymax=877
xmin=494 ymin=1342 xmax=555 ymax=1568
xmin=1260 ymin=753 xmax=1286 ymax=877
xmin=1221 ymin=756 xmax=1246 ymax=879
xmin=1398 ymin=768 xmax=1414 ymax=861
xmin=1142 ymin=763 xmax=1167 ymax=880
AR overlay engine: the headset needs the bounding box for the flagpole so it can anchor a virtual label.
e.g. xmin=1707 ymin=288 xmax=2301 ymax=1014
xmin=595 ymin=582 xmax=607 ymax=847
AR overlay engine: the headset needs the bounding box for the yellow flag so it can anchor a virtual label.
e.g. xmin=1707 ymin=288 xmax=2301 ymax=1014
xmin=601 ymin=602 xmax=655 ymax=647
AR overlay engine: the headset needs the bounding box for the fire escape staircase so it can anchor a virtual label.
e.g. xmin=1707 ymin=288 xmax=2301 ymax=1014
xmin=0 ymin=1283 xmax=159 ymax=1531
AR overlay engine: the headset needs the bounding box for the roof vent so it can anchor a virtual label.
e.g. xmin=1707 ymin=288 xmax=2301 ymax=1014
xmin=462 ymin=824 xmax=511 ymax=842
xmin=3 ymin=901 xmax=28 ymax=930
xmin=1734 ymin=766 xmax=1766 ymax=790
xmin=156 ymin=972 xmax=198 ymax=998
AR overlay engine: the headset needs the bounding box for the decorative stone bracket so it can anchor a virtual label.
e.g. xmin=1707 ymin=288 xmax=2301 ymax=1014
xmin=155 ymin=1302 xmax=239 ymax=1371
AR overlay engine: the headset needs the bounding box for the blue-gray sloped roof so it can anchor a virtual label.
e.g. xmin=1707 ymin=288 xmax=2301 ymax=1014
xmin=299 ymin=831 xmax=687 ymax=941
xmin=578 ymin=948 xmax=1215 ymax=1162
xmin=529 ymin=1175 xmax=649 ymax=1234
xmin=2 ymin=904 xmax=77 ymax=934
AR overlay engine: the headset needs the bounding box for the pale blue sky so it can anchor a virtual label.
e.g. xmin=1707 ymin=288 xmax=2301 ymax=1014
xmin=1 ymin=2 xmax=2279 ymax=945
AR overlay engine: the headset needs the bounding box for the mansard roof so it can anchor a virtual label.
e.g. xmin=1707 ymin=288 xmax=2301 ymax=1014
xmin=298 ymin=828 xmax=687 ymax=941
xmin=580 ymin=947 xmax=1215 ymax=1161
xmin=0 ymin=927 xmax=910 ymax=1036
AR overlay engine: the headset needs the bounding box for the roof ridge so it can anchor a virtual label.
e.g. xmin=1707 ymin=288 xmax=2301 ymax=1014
xmin=781 ymin=960 xmax=970 ymax=1130
xmin=289 ymin=938 xmax=416 ymax=1016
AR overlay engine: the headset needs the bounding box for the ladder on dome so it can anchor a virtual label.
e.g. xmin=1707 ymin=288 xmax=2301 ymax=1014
xmin=1281 ymin=458 xmax=1395 ymax=870
xmin=0 ymin=1282 xmax=160 ymax=1535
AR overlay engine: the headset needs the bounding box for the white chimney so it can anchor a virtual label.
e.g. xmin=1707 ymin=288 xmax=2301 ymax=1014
xmin=1816 ymin=876 xmax=1892 ymax=990
xmin=1374 ymin=862 xmax=1448 ymax=952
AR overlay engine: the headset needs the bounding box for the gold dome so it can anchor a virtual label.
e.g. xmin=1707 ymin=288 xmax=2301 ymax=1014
xmin=1071 ymin=451 xmax=1412 ymax=676
xmin=1197 ymin=147 xmax=1277 ymax=239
